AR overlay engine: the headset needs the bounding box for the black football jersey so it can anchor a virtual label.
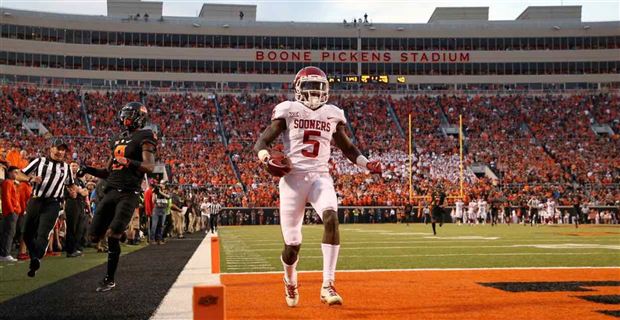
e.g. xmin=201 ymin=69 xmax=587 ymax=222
xmin=432 ymin=190 xmax=446 ymax=207
xmin=107 ymin=129 xmax=157 ymax=191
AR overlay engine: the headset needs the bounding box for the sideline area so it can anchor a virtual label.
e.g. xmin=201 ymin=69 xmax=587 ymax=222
xmin=0 ymin=234 xmax=203 ymax=320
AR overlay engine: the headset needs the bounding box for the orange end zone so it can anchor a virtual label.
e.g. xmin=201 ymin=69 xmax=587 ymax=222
xmin=221 ymin=268 xmax=620 ymax=320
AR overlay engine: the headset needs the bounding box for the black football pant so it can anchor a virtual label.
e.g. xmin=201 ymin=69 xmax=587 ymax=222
xmin=23 ymin=198 xmax=61 ymax=260
xmin=210 ymin=215 xmax=218 ymax=233
xmin=90 ymin=189 xmax=139 ymax=238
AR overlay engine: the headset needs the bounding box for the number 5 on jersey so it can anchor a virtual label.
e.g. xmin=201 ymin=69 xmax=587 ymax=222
xmin=112 ymin=145 xmax=127 ymax=170
xmin=302 ymin=130 xmax=321 ymax=158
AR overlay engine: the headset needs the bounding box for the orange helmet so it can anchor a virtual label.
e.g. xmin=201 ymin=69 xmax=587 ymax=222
xmin=294 ymin=66 xmax=329 ymax=109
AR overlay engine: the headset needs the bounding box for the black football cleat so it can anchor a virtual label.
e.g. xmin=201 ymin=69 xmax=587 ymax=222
xmin=96 ymin=277 xmax=116 ymax=292
xmin=27 ymin=258 xmax=40 ymax=278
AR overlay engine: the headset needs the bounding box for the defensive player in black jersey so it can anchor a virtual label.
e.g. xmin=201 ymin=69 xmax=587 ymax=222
xmin=79 ymin=102 xmax=156 ymax=292
xmin=430 ymin=186 xmax=446 ymax=235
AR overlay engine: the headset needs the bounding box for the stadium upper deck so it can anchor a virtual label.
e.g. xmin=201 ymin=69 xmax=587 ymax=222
xmin=0 ymin=2 xmax=619 ymax=90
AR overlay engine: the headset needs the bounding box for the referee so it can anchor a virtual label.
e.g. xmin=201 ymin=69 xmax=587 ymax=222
xmin=15 ymin=138 xmax=76 ymax=277
xmin=209 ymin=197 xmax=222 ymax=234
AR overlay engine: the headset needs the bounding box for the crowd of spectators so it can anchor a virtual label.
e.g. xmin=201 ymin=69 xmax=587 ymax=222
xmin=1 ymin=86 xmax=618 ymax=209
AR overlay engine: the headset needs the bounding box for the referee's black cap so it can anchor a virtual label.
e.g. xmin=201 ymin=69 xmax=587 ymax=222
xmin=50 ymin=138 xmax=69 ymax=151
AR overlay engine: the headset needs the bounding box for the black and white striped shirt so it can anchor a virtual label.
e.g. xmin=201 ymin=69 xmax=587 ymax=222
xmin=22 ymin=157 xmax=74 ymax=199
xmin=209 ymin=203 xmax=222 ymax=216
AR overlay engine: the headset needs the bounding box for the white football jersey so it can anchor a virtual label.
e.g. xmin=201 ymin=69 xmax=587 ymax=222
xmin=455 ymin=200 xmax=464 ymax=217
xmin=272 ymin=100 xmax=346 ymax=174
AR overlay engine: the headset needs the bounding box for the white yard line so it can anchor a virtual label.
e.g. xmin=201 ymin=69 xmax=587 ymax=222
xmin=150 ymin=234 xmax=220 ymax=320
xmin=224 ymin=266 xmax=620 ymax=275
xmin=239 ymin=244 xmax=620 ymax=251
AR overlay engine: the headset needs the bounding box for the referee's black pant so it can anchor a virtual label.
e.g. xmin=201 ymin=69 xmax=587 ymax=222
xmin=210 ymin=214 xmax=218 ymax=233
xmin=23 ymin=197 xmax=61 ymax=260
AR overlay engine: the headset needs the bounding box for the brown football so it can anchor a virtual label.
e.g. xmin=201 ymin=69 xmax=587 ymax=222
xmin=266 ymin=150 xmax=292 ymax=177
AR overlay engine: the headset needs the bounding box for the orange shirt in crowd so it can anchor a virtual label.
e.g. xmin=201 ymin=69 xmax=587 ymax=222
xmin=5 ymin=149 xmax=21 ymax=167
xmin=1 ymin=179 xmax=21 ymax=216
xmin=17 ymin=181 xmax=32 ymax=215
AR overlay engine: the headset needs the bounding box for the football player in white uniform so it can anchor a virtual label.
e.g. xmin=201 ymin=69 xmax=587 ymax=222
xmin=254 ymin=67 xmax=382 ymax=307
xmin=454 ymin=199 xmax=464 ymax=225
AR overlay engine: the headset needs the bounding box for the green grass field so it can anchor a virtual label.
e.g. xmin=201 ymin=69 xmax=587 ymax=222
xmin=219 ymin=223 xmax=620 ymax=273
xmin=0 ymin=243 xmax=145 ymax=303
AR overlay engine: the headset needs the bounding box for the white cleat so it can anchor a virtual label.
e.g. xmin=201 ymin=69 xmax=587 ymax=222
xmin=320 ymin=282 xmax=343 ymax=306
xmin=284 ymin=278 xmax=299 ymax=307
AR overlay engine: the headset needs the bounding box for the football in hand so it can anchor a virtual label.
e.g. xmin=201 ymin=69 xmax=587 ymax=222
xmin=266 ymin=150 xmax=292 ymax=177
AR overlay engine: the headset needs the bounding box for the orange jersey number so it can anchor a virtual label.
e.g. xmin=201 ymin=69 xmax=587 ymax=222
xmin=112 ymin=145 xmax=127 ymax=170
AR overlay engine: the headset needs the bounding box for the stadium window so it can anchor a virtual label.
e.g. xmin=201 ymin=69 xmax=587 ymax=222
xmin=15 ymin=25 xmax=25 ymax=40
xmin=64 ymin=29 xmax=73 ymax=43
xmin=142 ymin=33 xmax=150 ymax=46
xmin=448 ymin=63 xmax=456 ymax=75
xmin=192 ymin=35 xmax=202 ymax=48
xmin=436 ymin=38 xmax=446 ymax=50
xmin=205 ymin=35 xmax=213 ymax=48
xmin=220 ymin=35 xmax=229 ymax=48
xmin=610 ymin=36 xmax=618 ymax=49
xmin=471 ymin=38 xmax=480 ymax=50
xmin=454 ymin=38 xmax=465 ymax=51
xmin=23 ymin=25 xmax=32 ymax=40
xmin=583 ymin=36 xmax=591 ymax=50
xmin=421 ymin=38 xmax=429 ymax=50
xmin=361 ymin=38 xmax=369 ymax=50
xmin=29 ymin=26 xmax=39 ymax=41
xmin=575 ymin=37 xmax=584 ymax=49
xmin=67 ymin=30 xmax=82 ymax=44
xmin=488 ymin=38 xmax=496 ymax=51
xmin=6 ymin=51 xmax=15 ymax=64
xmin=107 ymin=32 xmax=115 ymax=45
xmin=480 ymin=38 xmax=489 ymax=51
xmin=462 ymin=63 xmax=470 ymax=75
xmin=373 ymin=38 xmax=383 ymax=51
xmin=169 ymin=34 xmax=178 ymax=47
xmin=275 ymin=36 xmax=283 ymax=49
xmin=179 ymin=59 xmax=187 ymax=72
xmin=0 ymin=51 xmax=7 ymax=65
xmin=590 ymin=61 xmax=601 ymax=73
xmin=479 ymin=63 xmax=488 ymax=75
xmin=382 ymin=62 xmax=391 ymax=74
xmin=258 ymin=36 xmax=266 ymax=49
xmin=5 ymin=24 xmax=14 ymax=38
xmin=584 ymin=61 xmax=593 ymax=74
xmin=308 ymin=37 xmax=317 ymax=50
xmin=403 ymin=63 xmax=411 ymax=75
xmin=146 ymin=59 xmax=155 ymax=72
xmin=487 ymin=62 xmax=496 ymax=75
xmin=290 ymin=36 xmax=300 ymax=50
xmin=575 ymin=61 xmax=584 ymax=74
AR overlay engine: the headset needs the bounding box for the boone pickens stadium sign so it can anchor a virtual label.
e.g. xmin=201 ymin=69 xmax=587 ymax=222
xmin=256 ymin=50 xmax=471 ymax=63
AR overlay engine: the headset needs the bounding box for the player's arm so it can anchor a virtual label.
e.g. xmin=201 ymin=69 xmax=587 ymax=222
xmin=253 ymin=119 xmax=286 ymax=163
xmin=332 ymin=122 xmax=381 ymax=174
xmin=79 ymin=157 xmax=113 ymax=179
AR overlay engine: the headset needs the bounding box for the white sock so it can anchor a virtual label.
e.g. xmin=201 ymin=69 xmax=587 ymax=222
xmin=321 ymin=243 xmax=340 ymax=287
xmin=281 ymin=255 xmax=299 ymax=285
